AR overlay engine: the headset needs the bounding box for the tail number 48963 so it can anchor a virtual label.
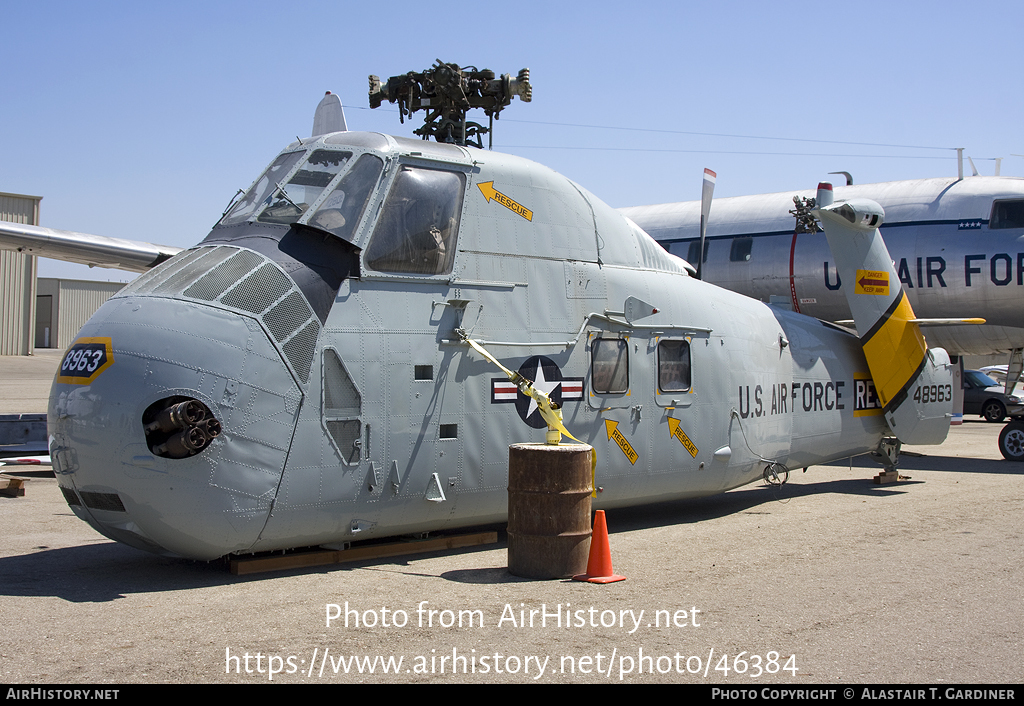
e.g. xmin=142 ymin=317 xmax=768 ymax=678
xmin=913 ymin=384 xmax=952 ymax=404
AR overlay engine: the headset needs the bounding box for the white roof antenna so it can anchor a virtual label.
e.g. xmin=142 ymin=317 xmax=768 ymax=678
xmin=311 ymin=91 xmax=348 ymax=137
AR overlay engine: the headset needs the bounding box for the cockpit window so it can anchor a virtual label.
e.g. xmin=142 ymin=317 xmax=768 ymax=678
xmin=221 ymin=151 xmax=304 ymax=226
xmin=257 ymin=150 xmax=352 ymax=225
xmin=306 ymin=154 xmax=384 ymax=243
xmin=990 ymin=200 xmax=1024 ymax=229
xmin=364 ymin=166 xmax=466 ymax=276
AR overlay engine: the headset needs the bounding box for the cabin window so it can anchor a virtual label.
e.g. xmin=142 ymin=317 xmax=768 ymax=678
xmin=730 ymin=237 xmax=753 ymax=262
xmin=307 ymin=154 xmax=384 ymax=243
xmin=221 ymin=151 xmax=304 ymax=226
xmin=686 ymin=240 xmax=708 ymax=266
xmin=258 ymin=150 xmax=353 ymax=225
xmin=990 ymin=200 xmax=1024 ymax=229
xmin=365 ymin=166 xmax=466 ymax=275
xmin=591 ymin=338 xmax=629 ymax=394
xmin=658 ymin=339 xmax=691 ymax=393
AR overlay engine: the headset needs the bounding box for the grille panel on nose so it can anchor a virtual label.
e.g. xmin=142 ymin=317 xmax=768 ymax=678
xmin=79 ymin=491 xmax=126 ymax=513
xmin=264 ymin=291 xmax=314 ymax=341
xmin=60 ymin=486 xmax=81 ymax=507
xmin=221 ymin=264 xmax=293 ymax=315
xmin=183 ymin=249 xmax=265 ymax=302
xmin=113 ymin=246 xmax=322 ymax=384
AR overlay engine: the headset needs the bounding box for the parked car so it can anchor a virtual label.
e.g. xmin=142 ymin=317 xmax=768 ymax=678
xmin=977 ymin=365 xmax=1024 ymax=395
xmin=963 ymin=370 xmax=1024 ymax=422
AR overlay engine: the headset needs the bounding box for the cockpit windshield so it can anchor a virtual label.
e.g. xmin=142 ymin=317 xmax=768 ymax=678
xmin=221 ymin=151 xmax=304 ymax=226
xmin=257 ymin=150 xmax=352 ymax=225
xmin=218 ymin=148 xmax=383 ymax=245
xmin=306 ymin=154 xmax=384 ymax=243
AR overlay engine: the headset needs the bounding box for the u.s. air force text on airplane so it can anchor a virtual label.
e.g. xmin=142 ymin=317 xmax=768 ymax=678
xmin=623 ymin=176 xmax=1024 ymax=358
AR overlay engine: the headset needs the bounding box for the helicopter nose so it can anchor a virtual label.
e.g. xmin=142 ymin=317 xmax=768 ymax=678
xmin=50 ymin=246 xmax=318 ymax=560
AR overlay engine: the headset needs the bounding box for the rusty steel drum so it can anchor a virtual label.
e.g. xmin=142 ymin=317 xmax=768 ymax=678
xmin=507 ymin=443 xmax=593 ymax=579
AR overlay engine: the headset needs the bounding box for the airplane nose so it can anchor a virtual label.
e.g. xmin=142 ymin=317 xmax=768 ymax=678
xmin=50 ymin=245 xmax=318 ymax=560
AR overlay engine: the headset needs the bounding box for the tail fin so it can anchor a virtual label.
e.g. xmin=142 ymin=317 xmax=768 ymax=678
xmin=813 ymin=183 xmax=952 ymax=445
xmin=311 ymin=91 xmax=347 ymax=137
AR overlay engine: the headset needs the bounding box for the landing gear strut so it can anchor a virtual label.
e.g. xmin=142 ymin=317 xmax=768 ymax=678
xmin=869 ymin=437 xmax=902 ymax=484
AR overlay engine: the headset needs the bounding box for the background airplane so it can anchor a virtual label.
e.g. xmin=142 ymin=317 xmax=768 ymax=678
xmin=621 ymin=176 xmax=1024 ymax=394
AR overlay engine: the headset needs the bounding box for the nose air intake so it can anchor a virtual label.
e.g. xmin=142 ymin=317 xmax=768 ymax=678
xmin=143 ymin=397 xmax=222 ymax=459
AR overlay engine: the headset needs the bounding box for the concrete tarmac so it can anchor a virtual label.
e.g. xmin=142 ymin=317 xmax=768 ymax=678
xmin=1 ymin=353 xmax=1021 ymax=684
xmin=0 ymin=349 xmax=62 ymax=415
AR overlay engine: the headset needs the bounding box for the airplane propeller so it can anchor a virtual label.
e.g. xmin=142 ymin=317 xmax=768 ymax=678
xmin=697 ymin=168 xmax=716 ymax=280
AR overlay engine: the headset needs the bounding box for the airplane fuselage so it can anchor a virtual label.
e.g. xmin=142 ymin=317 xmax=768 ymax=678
xmin=622 ymin=177 xmax=1024 ymax=355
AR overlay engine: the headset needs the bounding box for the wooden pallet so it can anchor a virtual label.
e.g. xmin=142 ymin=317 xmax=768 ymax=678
xmin=228 ymin=531 xmax=499 ymax=575
xmin=873 ymin=470 xmax=902 ymax=484
xmin=0 ymin=477 xmax=26 ymax=497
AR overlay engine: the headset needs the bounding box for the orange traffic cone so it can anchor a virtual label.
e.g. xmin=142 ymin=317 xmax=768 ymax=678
xmin=572 ymin=510 xmax=625 ymax=583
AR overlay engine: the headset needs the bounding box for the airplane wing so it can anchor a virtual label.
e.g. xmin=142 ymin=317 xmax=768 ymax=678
xmin=0 ymin=222 xmax=181 ymax=273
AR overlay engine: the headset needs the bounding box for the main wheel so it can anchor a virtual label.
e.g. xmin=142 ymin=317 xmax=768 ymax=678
xmin=998 ymin=422 xmax=1024 ymax=461
xmin=982 ymin=400 xmax=1006 ymax=423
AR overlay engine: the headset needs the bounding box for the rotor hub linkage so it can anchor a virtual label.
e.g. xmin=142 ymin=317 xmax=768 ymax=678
xmin=790 ymin=195 xmax=821 ymax=234
xmin=369 ymin=60 xmax=531 ymax=148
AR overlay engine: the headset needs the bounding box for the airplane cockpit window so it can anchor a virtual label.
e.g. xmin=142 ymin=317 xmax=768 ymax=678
xmin=221 ymin=151 xmax=304 ymax=226
xmin=257 ymin=150 xmax=353 ymax=225
xmin=364 ymin=166 xmax=466 ymax=275
xmin=306 ymin=154 xmax=384 ymax=243
xmin=591 ymin=338 xmax=629 ymax=394
xmin=990 ymin=200 xmax=1024 ymax=229
xmin=658 ymin=339 xmax=691 ymax=392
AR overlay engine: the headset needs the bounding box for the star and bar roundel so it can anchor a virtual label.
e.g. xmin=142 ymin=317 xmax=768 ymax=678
xmin=491 ymin=355 xmax=585 ymax=428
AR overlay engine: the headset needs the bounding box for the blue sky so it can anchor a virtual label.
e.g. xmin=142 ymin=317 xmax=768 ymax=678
xmin=2 ymin=0 xmax=1021 ymax=280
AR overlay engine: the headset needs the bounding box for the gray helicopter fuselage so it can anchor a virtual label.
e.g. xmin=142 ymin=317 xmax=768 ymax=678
xmin=50 ymin=131 xmax=889 ymax=560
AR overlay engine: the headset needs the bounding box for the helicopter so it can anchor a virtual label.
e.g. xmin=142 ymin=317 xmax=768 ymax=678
xmin=3 ymin=63 xmax=974 ymax=560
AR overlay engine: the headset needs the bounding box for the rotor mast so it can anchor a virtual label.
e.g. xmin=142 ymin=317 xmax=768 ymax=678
xmin=368 ymin=60 xmax=531 ymax=149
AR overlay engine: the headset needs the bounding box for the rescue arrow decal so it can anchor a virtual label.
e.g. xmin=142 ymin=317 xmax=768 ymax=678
xmin=667 ymin=417 xmax=699 ymax=458
xmin=604 ymin=420 xmax=638 ymax=465
xmin=476 ymin=181 xmax=533 ymax=221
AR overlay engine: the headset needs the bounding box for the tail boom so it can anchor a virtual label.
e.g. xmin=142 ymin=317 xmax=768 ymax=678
xmin=814 ymin=187 xmax=953 ymax=445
